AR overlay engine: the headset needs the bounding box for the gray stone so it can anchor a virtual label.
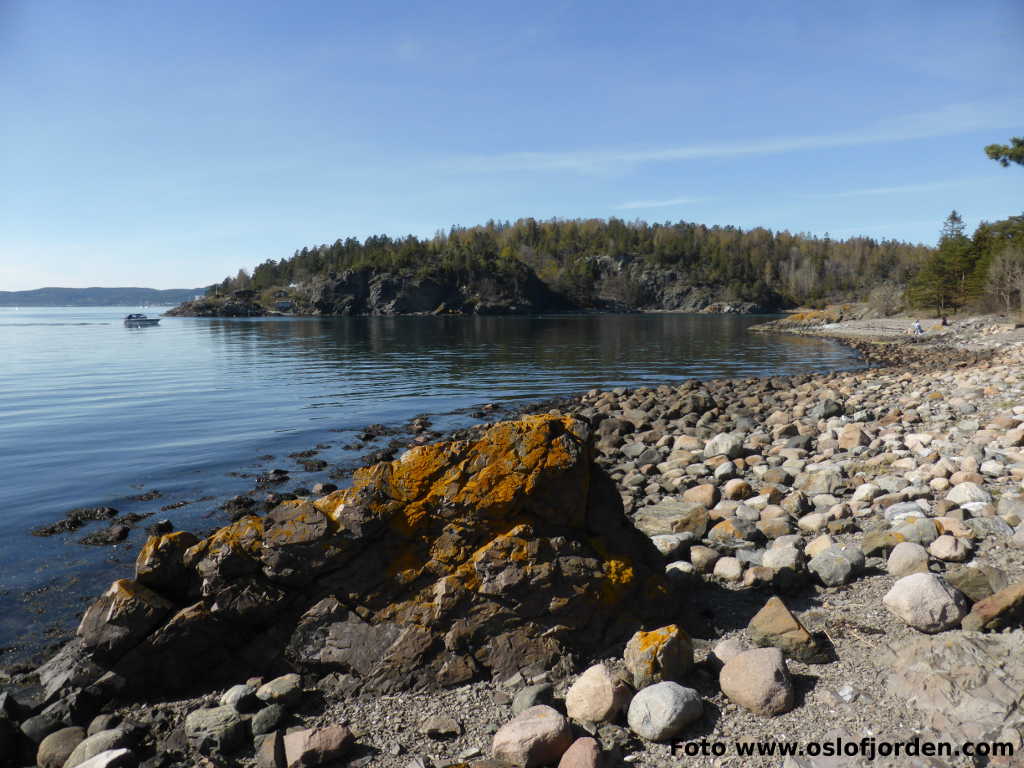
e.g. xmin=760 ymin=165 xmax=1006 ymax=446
xmin=649 ymin=533 xmax=693 ymax=560
xmin=37 ymin=726 xmax=85 ymax=768
xmin=623 ymin=625 xmax=693 ymax=688
xmin=807 ymin=547 xmax=854 ymax=587
xmin=633 ymin=501 xmax=708 ymax=538
xmin=220 ymin=683 xmax=260 ymax=713
xmin=946 ymin=564 xmax=1010 ymax=603
xmin=928 ymin=534 xmax=971 ymax=562
xmin=892 ymin=517 xmax=940 ymax=546
xmin=946 ymin=482 xmax=992 ymax=506
xmin=762 ymin=545 xmax=804 ymax=573
xmin=967 ymin=517 xmax=1014 ymax=539
xmin=184 ymin=706 xmax=247 ymax=756
xmin=887 ymin=542 xmax=929 ymax=578
xmin=251 ymin=704 xmax=285 ymax=736
xmin=626 ymin=682 xmax=702 ymax=742
xmin=420 ymin=715 xmax=462 ymax=739
xmin=809 ymin=399 xmax=843 ymax=420
xmin=883 ymin=501 xmax=929 ymax=524
xmin=86 ymin=715 xmax=121 ymax=738
xmin=255 ymin=673 xmax=302 ymax=708
xmin=512 ymin=683 xmax=555 ymax=716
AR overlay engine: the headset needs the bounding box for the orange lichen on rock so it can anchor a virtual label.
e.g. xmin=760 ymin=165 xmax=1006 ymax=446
xmin=76 ymin=414 xmax=673 ymax=696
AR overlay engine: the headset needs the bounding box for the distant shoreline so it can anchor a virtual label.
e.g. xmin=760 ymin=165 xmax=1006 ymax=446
xmin=0 ymin=287 xmax=204 ymax=307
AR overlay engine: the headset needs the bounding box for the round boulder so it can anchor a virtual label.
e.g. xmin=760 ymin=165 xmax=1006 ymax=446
xmin=564 ymin=664 xmax=630 ymax=725
xmin=626 ymin=682 xmax=703 ymax=742
xmin=883 ymin=573 xmax=969 ymax=633
xmin=887 ymin=542 xmax=929 ymax=578
xmin=719 ymin=647 xmax=794 ymax=716
xmin=492 ymin=705 xmax=573 ymax=768
xmin=37 ymin=726 xmax=85 ymax=768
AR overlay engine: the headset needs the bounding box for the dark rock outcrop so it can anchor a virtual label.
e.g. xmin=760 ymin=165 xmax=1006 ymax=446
xmin=52 ymin=415 xmax=673 ymax=703
xmin=296 ymin=267 xmax=566 ymax=316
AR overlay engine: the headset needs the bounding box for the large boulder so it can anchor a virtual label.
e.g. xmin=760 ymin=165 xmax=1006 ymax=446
xmin=719 ymin=648 xmax=794 ymax=716
xmin=53 ymin=416 xmax=672 ymax=699
xmin=626 ymin=682 xmax=703 ymax=742
xmin=492 ymin=705 xmax=573 ymax=767
xmin=564 ymin=664 xmax=630 ymax=724
xmin=883 ymin=573 xmax=968 ymax=633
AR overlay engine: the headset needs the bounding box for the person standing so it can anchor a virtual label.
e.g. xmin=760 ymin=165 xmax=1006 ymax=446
xmin=912 ymin=319 xmax=924 ymax=335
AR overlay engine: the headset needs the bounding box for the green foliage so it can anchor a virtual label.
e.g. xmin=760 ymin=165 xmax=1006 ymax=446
xmin=985 ymin=137 xmax=1024 ymax=167
xmin=908 ymin=211 xmax=976 ymax=314
xmin=908 ymin=211 xmax=1024 ymax=315
xmin=209 ymin=217 xmax=934 ymax=309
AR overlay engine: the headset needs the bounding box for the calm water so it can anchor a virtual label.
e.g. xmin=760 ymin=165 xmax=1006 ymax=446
xmin=0 ymin=307 xmax=861 ymax=656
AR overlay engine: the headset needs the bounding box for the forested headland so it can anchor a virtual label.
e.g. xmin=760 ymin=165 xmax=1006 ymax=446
xmin=170 ymin=211 xmax=1023 ymax=318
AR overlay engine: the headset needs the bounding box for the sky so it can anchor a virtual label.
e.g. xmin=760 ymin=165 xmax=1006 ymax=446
xmin=1 ymin=0 xmax=1022 ymax=290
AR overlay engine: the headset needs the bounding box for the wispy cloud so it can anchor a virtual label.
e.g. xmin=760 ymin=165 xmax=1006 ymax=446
xmin=803 ymin=176 xmax=991 ymax=200
xmin=615 ymin=196 xmax=702 ymax=210
xmin=447 ymin=100 xmax=1023 ymax=174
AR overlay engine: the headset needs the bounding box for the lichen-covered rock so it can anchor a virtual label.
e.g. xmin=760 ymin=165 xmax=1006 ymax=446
xmin=134 ymin=531 xmax=199 ymax=599
xmin=66 ymin=415 xmax=672 ymax=698
xmin=623 ymin=625 xmax=694 ymax=689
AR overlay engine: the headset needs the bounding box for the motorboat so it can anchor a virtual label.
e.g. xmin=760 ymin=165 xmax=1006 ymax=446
xmin=124 ymin=313 xmax=160 ymax=327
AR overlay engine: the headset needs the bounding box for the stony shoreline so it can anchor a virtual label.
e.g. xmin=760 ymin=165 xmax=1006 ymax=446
xmin=5 ymin=319 xmax=1024 ymax=768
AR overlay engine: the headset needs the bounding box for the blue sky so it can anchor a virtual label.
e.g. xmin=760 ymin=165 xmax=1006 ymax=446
xmin=1 ymin=0 xmax=1022 ymax=290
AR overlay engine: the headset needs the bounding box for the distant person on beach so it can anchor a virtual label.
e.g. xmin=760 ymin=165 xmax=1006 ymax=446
xmin=912 ymin=319 xmax=924 ymax=335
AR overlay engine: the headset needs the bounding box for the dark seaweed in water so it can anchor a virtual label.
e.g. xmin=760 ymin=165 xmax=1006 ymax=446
xmin=31 ymin=506 xmax=119 ymax=537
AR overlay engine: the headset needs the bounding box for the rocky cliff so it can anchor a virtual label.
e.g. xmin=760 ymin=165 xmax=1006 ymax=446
xmin=167 ymin=262 xmax=775 ymax=318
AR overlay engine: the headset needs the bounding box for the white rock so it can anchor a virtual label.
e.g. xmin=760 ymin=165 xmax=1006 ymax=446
xmin=72 ymin=750 xmax=135 ymax=768
xmin=946 ymin=482 xmax=992 ymax=505
xmin=796 ymin=512 xmax=829 ymax=533
xmin=712 ymin=637 xmax=748 ymax=666
xmin=712 ymin=556 xmax=743 ymax=582
xmin=704 ymin=433 xmax=744 ymax=459
xmin=883 ymin=573 xmax=968 ymax=633
xmin=626 ymin=682 xmax=703 ymax=742
xmin=851 ymin=483 xmax=882 ymax=502
xmin=762 ymin=546 xmax=803 ymax=572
